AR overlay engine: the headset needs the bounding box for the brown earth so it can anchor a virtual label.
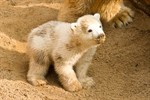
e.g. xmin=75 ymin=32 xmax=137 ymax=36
xmin=0 ymin=0 xmax=150 ymax=100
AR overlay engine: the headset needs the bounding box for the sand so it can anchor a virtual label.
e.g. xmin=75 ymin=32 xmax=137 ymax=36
xmin=0 ymin=0 xmax=150 ymax=100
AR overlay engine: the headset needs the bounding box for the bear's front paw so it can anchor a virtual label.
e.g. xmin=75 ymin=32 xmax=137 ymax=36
xmin=112 ymin=7 xmax=134 ymax=28
xmin=78 ymin=77 xmax=95 ymax=89
xmin=28 ymin=77 xmax=48 ymax=86
xmin=63 ymin=80 xmax=82 ymax=92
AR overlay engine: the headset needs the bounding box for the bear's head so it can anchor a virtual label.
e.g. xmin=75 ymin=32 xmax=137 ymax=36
xmin=71 ymin=13 xmax=106 ymax=44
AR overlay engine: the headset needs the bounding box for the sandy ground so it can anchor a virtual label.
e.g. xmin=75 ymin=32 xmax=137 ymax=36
xmin=0 ymin=0 xmax=150 ymax=100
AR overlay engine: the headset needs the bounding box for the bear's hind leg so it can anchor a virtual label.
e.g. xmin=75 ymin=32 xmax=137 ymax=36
xmin=27 ymin=51 xmax=50 ymax=86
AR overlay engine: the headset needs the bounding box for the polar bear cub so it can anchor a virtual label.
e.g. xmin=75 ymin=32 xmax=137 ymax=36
xmin=27 ymin=13 xmax=106 ymax=92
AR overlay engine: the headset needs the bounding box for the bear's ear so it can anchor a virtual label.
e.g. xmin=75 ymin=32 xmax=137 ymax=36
xmin=94 ymin=13 xmax=100 ymax=20
xmin=71 ymin=23 xmax=77 ymax=31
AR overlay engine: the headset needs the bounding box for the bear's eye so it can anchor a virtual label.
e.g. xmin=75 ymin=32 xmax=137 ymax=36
xmin=99 ymin=26 xmax=102 ymax=28
xmin=88 ymin=29 xmax=92 ymax=32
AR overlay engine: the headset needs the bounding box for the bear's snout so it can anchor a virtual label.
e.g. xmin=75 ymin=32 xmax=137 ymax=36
xmin=97 ymin=33 xmax=105 ymax=39
xmin=95 ymin=33 xmax=106 ymax=44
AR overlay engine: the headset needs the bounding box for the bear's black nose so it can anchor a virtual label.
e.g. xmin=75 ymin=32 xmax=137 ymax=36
xmin=97 ymin=34 xmax=105 ymax=39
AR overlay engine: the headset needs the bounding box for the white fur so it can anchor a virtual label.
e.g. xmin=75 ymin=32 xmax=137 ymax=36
xmin=31 ymin=36 xmax=45 ymax=50
xmin=94 ymin=13 xmax=100 ymax=20
xmin=87 ymin=24 xmax=104 ymax=38
xmin=27 ymin=13 xmax=106 ymax=92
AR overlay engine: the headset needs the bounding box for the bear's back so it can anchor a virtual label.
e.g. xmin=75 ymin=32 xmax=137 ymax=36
xmin=27 ymin=21 xmax=72 ymax=53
